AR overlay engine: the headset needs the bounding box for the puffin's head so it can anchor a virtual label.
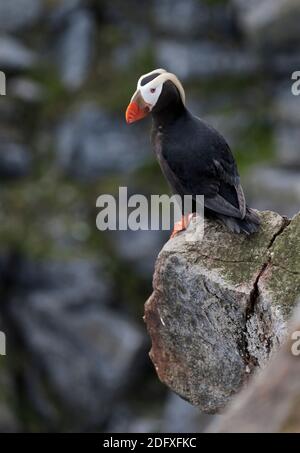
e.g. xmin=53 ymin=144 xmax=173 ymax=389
xmin=125 ymin=68 xmax=185 ymax=124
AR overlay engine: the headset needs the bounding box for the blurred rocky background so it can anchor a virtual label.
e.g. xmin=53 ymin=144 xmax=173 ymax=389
xmin=0 ymin=0 xmax=299 ymax=432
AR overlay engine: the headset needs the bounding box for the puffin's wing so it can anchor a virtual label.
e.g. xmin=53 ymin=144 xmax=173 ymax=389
xmin=204 ymin=192 xmax=245 ymax=219
xmin=212 ymin=158 xmax=246 ymax=218
xmin=163 ymin=119 xmax=246 ymax=219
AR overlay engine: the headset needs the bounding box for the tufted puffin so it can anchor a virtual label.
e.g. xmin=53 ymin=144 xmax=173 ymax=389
xmin=125 ymin=69 xmax=260 ymax=237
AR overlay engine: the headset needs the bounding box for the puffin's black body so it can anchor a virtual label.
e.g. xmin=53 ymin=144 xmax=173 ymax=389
xmin=150 ymin=81 xmax=260 ymax=234
xmin=126 ymin=71 xmax=260 ymax=234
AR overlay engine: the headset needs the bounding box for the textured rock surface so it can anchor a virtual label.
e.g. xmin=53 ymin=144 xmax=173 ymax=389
xmin=144 ymin=211 xmax=300 ymax=413
xmin=208 ymin=302 xmax=300 ymax=433
xmin=54 ymin=8 xmax=95 ymax=90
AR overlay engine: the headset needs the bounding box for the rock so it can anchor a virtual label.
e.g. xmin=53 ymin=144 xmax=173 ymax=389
xmin=0 ymin=35 xmax=36 ymax=71
xmin=257 ymin=213 xmax=300 ymax=319
xmin=154 ymin=0 xmax=233 ymax=38
xmin=55 ymin=103 xmax=148 ymax=180
xmin=0 ymin=142 xmax=31 ymax=179
xmin=233 ymin=0 xmax=300 ymax=49
xmin=10 ymin=77 xmax=45 ymax=103
xmin=144 ymin=211 xmax=300 ymax=413
xmin=245 ymin=167 xmax=300 ymax=217
xmin=0 ymin=0 xmax=43 ymax=33
xmin=156 ymin=40 xmax=261 ymax=80
xmin=208 ymin=302 xmax=300 ymax=433
xmin=54 ymin=8 xmax=95 ymax=90
xmin=8 ymin=258 xmax=145 ymax=429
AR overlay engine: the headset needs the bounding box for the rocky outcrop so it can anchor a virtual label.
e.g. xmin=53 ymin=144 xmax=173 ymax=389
xmin=144 ymin=211 xmax=300 ymax=413
xmin=208 ymin=302 xmax=300 ymax=433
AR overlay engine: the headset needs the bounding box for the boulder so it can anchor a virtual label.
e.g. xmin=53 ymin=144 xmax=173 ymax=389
xmin=144 ymin=211 xmax=300 ymax=413
xmin=0 ymin=36 xmax=36 ymax=71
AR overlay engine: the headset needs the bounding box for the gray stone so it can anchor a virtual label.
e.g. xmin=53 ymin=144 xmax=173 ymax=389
xmin=208 ymin=302 xmax=300 ymax=433
xmin=10 ymin=77 xmax=45 ymax=103
xmin=156 ymin=40 xmax=261 ymax=80
xmin=144 ymin=211 xmax=300 ymax=413
xmin=55 ymin=103 xmax=148 ymax=180
xmin=0 ymin=35 xmax=36 ymax=71
xmin=0 ymin=0 xmax=42 ymax=33
xmin=9 ymin=258 xmax=145 ymax=428
xmin=55 ymin=9 xmax=95 ymax=90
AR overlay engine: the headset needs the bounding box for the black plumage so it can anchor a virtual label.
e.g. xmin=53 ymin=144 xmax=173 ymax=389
xmin=150 ymin=80 xmax=260 ymax=234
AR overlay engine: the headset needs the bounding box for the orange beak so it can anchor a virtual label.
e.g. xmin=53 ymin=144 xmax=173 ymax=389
xmin=125 ymin=91 xmax=150 ymax=124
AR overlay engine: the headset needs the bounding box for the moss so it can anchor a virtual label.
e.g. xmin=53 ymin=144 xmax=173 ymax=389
xmin=264 ymin=213 xmax=300 ymax=317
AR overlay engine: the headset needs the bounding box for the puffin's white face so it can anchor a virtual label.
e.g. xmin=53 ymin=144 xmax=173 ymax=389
xmin=126 ymin=68 xmax=185 ymax=124
xmin=137 ymin=77 xmax=163 ymax=110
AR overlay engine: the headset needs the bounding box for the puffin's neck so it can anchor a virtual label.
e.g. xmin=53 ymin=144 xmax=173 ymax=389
xmin=151 ymin=98 xmax=186 ymax=128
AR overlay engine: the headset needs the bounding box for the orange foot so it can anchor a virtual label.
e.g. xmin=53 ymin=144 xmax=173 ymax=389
xmin=170 ymin=213 xmax=195 ymax=238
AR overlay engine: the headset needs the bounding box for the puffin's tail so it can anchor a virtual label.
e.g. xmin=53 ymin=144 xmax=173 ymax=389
xmin=218 ymin=208 xmax=261 ymax=235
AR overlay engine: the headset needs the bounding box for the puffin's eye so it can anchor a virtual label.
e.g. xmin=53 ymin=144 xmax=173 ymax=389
xmin=150 ymin=88 xmax=156 ymax=93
